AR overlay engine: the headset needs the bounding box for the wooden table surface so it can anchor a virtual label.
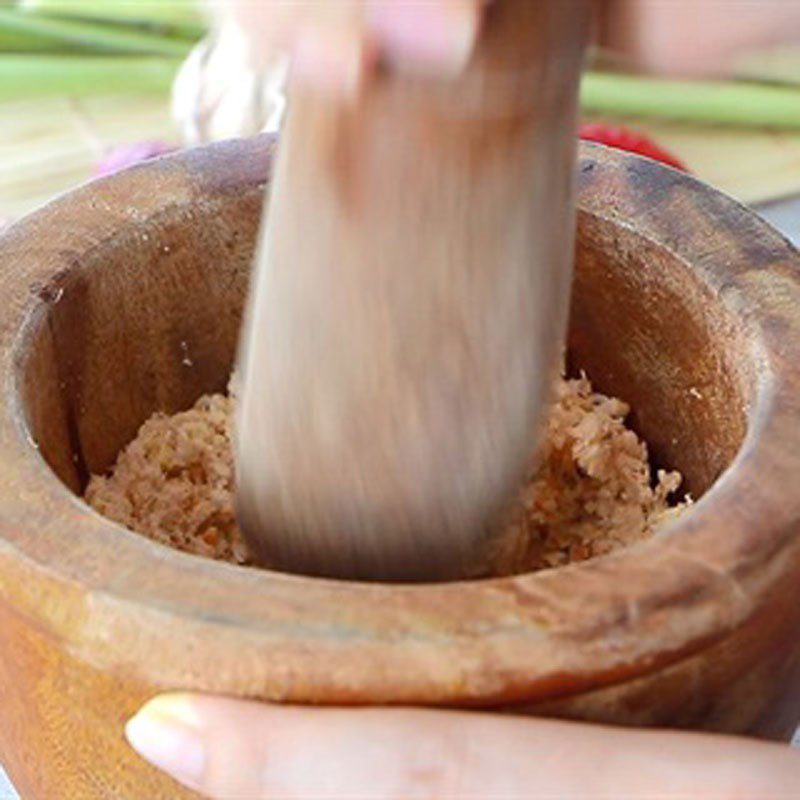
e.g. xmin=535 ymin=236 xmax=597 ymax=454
xmin=4 ymin=95 xmax=800 ymax=220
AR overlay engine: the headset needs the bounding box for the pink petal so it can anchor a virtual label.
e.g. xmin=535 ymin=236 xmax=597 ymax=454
xmin=95 ymin=141 xmax=178 ymax=177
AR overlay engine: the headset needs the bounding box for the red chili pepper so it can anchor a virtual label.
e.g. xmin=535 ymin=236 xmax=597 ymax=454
xmin=579 ymin=123 xmax=689 ymax=172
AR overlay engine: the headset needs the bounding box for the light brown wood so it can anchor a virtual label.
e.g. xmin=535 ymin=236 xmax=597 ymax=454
xmin=236 ymin=0 xmax=590 ymax=580
xmin=1 ymin=138 xmax=800 ymax=799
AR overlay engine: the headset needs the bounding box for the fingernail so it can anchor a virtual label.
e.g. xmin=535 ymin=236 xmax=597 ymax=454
xmin=125 ymin=695 xmax=206 ymax=790
xmin=368 ymin=0 xmax=480 ymax=76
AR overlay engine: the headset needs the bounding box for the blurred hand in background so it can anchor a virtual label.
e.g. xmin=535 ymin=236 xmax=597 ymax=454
xmin=219 ymin=0 xmax=800 ymax=90
xmin=603 ymin=0 xmax=800 ymax=77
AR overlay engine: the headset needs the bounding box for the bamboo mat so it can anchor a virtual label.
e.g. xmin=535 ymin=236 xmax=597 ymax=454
xmin=3 ymin=95 xmax=800 ymax=220
xmin=630 ymin=120 xmax=800 ymax=206
xmin=0 ymin=95 xmax=177 ymax=219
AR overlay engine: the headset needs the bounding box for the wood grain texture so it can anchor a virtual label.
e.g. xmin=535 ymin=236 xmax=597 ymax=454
xmin=0 ymin=136 xmax=800 ymax=798
xmin=236 ymin=0 xmax=590 ymax=580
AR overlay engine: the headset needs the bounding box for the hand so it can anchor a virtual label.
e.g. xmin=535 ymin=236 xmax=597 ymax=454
xmin=215 ymin=0 xmax=484 ymax=96
xmin=219 ymin=0 xmax=800 ymax=95
xmin=603 ymin=0 xmax=800 ymax=77
xmin=125 ymin=693 xmax=800 ymax=798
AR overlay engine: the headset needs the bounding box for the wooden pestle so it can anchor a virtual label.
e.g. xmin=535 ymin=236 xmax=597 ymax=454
xmin=236 ymin=1 xmax=590 ymax=581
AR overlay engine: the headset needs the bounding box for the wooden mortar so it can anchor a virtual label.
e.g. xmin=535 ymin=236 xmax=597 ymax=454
xmin=1 ymin=137 xmax=800 ymax=799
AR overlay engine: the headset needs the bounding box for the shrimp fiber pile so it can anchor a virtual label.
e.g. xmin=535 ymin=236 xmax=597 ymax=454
xmin=86 ymin=376 xmax=688 ymax=575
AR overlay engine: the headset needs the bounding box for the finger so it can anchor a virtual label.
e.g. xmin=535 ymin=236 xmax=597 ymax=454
xmin=290 ymin=0 xmax=483 ymax=97
xmin=126 ymin=693 xmax=800 ymax=799
xmin=222 ymin=0 xmax=484 ymax=95
xmin=366 ymin=0 xmax=484 ymax=78
xmin=290 ymin=24 xmax=375 ymax=99
xmin=220 ymin=0 xmax=363 ymax=76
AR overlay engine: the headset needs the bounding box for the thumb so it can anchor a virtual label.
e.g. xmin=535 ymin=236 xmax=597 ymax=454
xmin=125 ymin=693 xmax=800 ymax=799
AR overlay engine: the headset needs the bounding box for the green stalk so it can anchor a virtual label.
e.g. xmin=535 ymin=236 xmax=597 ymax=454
xmin=18 ymin=0 xmax=204 ymax=36
xmin=0 ymin=25 xmax=57 ymax=49
xmin=581 ymin=72 xmax=800 ymax=130
xmin=0 ymin=7 xmax=193 ymax=55
xmin=0 ymin=55 xmax=180 ymax=99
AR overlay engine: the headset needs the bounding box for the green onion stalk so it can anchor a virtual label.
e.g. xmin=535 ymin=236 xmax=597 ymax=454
xmin=581 ymin=72 xmax=800 ymax=130
xmin=0 ymin=55 xmax=180 ymax=98
xmin=18 ymin=0 xmax=205 ymax=38
xmin=0 ymin=7 xmax=194 ymax=55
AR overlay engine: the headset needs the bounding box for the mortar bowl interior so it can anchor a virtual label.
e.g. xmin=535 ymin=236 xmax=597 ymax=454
xmin=2 ymin=137 xmax=800 ymax=745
